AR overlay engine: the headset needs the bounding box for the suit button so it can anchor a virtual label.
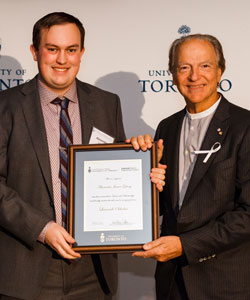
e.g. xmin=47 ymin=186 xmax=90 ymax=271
xmin=199 ymin=258 xmax=204 ymax=263
xmin=212 ymin=254 xmax=216 ymax=258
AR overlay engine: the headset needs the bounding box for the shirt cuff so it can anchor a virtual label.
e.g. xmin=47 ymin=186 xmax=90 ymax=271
xmin=37 ymin=221 xmax=55 ymax=243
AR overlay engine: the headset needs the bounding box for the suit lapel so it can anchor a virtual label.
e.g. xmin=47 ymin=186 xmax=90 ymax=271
xmin=182 ymin=97 xmax=230 ymax=204
xmin=76 ymin=80 xmax=94 ymax=144
xmin=20 ymin=78 xmax=53 ymax=200
xmin=166 ymin=110 xmax=186 ymax=209
xmin=18 ymin=79 xmax=97 ymax=202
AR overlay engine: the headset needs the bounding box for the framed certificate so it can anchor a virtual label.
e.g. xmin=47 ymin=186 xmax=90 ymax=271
xmin=68 ymin=143 xmax=159 ymax=253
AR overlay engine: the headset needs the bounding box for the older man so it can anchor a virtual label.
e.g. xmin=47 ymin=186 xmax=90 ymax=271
xmin=132 ymin=34 xmax=250 ymax=300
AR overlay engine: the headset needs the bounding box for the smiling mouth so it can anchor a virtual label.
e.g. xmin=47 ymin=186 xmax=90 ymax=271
xmin=187 ymin=84 xmax=205 ymax=89
xmin=53 ymin=67 xmax=69 ymax=72
xmin=187 ymin=84 xmax=206 ymax=90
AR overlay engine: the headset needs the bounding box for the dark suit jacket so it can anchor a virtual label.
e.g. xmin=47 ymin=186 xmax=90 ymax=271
xmin=0 ymin=77 xmax=126 ymax=299
xmin=154 ymin=95 xmax=250 ymax=300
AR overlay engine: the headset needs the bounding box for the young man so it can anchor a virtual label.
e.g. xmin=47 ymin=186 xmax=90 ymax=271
xmin=0 ymin=12 xmax=165 ymax=300
xmin=132 ymin=34 xmax=250 ymax=300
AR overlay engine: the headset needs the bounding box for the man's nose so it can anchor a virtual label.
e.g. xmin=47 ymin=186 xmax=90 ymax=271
xmin=189 ymin=67 xmax=199 ymax=81
xmin=56 ymin=50 xmax=67 ymax=64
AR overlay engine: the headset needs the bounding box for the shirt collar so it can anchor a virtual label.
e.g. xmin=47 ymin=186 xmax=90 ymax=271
xmin=38 ymin=76 xmax=78 ymax=105
xmin=186 ymin=96 xmax=222 ymax=120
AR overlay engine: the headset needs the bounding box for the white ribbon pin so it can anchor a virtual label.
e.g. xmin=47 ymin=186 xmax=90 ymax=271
xmin=194 ymin=142 xmax=221 ymax=163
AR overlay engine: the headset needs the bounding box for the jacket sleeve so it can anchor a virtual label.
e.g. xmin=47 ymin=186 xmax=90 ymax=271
xmin=0 ymin=96 xmax=52 ymax=248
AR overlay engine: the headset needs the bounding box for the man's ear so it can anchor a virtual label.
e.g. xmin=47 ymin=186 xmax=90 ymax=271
xmin=80 ymin=47 xmax=85 ymax=60
xmin=217 ymin=67 xmax=222 ymax=84
xmin=172 ymin=73 xmax=177 ymax=85
xmin=30 ymin=44 xmax=38 ymax=62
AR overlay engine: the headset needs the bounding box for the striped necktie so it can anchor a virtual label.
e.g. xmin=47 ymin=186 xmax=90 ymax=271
xmin=52 ymin=97 xmax=73 ymax=229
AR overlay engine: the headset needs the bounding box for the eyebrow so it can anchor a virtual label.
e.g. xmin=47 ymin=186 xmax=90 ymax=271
xmin=45 ymin=43 xmax=80 ymax=48
xmin=177 ymin=60 xmax=214 ymax=66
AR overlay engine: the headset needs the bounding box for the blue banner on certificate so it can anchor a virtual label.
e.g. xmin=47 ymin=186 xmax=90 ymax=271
xmin=68 ymin=143 xmax=158 ymax=253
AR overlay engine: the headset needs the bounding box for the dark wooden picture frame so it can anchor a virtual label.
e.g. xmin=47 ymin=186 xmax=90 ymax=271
xmin=68 ymin=143 xmax=158 ymax=253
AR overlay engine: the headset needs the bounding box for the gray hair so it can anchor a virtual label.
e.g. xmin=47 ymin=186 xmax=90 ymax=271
xmin=168 ymin=34 xmax=226 ymax=75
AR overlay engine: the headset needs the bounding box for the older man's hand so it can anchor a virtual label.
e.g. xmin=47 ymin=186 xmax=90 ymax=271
xmin=150 ymin=163 xmax=166 ymax=192
xmin=126 ymin=136 xmax=166 ymax=192
xmin=132 ymin=236 xmax=183 ymax=262
xmin=126 ymin=134 xmax=153 ymax=151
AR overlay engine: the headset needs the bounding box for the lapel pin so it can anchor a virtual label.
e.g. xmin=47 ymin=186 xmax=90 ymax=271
xmin=217 ymin=128 xmax=222 ymax=135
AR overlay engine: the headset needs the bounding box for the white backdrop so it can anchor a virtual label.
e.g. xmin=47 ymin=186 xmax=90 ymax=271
xmin=1 ymin=1 xmax=250 ymax=299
